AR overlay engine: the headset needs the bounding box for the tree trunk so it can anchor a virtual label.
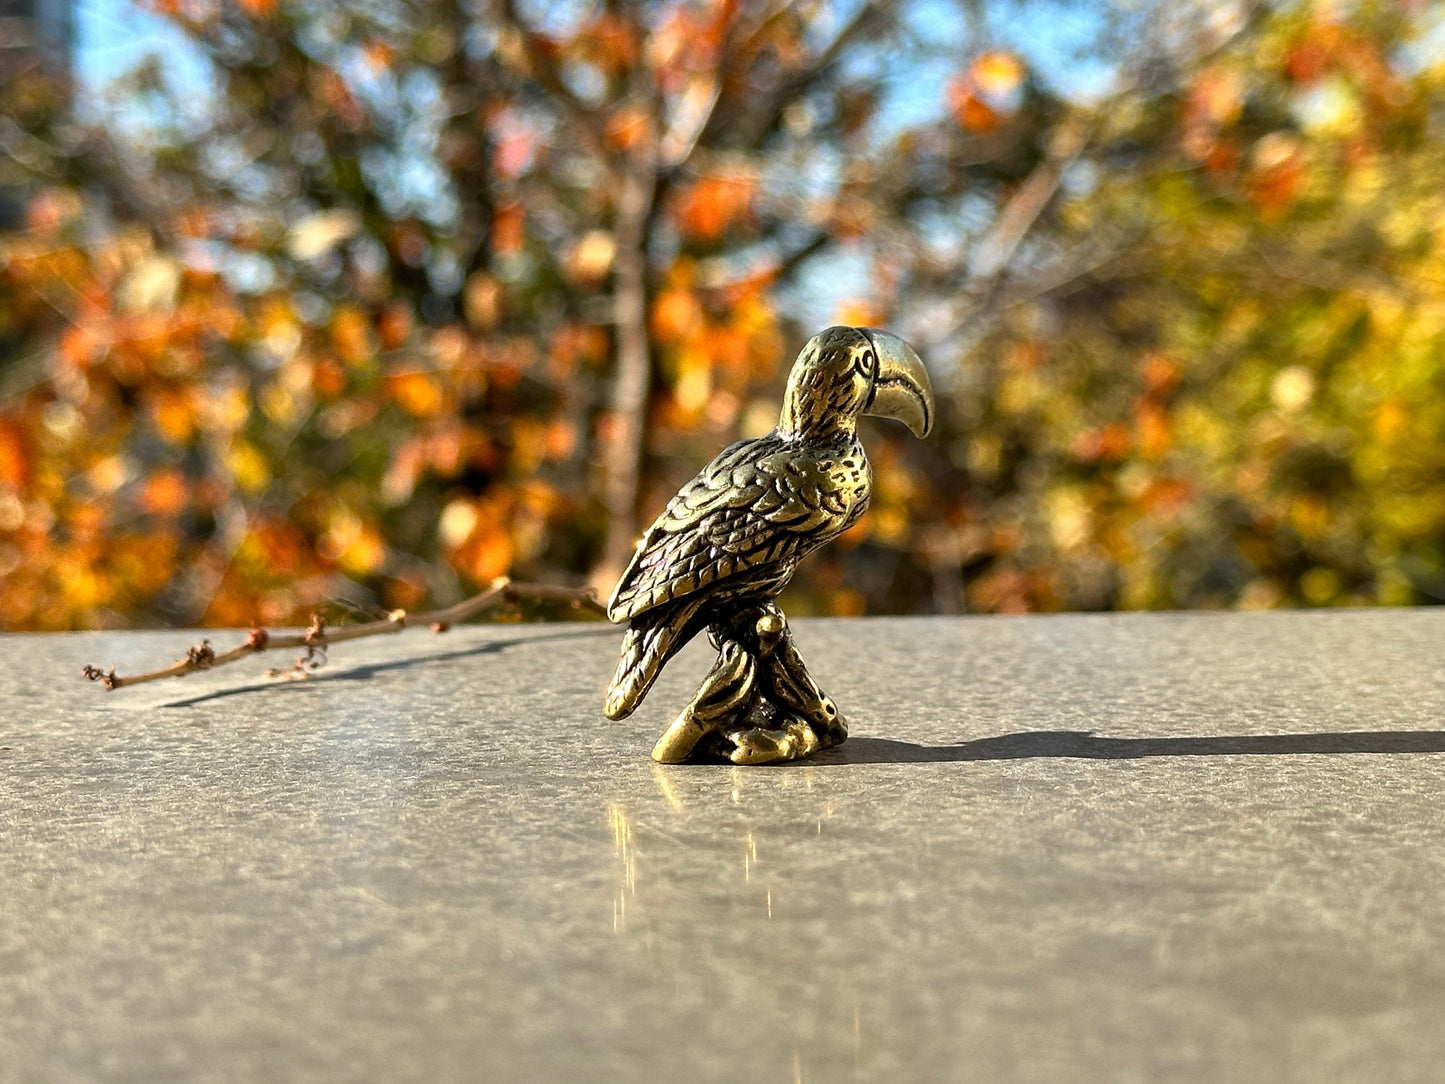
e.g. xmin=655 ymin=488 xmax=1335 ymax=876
xmin=594 ymin=151 xmax=657 ymax=598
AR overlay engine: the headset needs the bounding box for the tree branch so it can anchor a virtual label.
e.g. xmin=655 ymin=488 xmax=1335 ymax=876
xmin=966 ymin=116 xmax=1090 ymax=282
xmin=593 ymin=84 xmax=661 ymax=591
xmin=81 ymin=578 xmax=605 ymax=691
xmin=715 ymin=1 xmax=896 ymax=151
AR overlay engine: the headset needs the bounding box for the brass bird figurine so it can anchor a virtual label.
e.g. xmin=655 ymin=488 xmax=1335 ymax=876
xmin=603 ymin=326 xmax=935 ymax=764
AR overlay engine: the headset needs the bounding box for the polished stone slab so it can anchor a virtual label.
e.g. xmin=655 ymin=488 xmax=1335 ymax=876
xmin=3 ymin=610 xmax=1444 ymax=1082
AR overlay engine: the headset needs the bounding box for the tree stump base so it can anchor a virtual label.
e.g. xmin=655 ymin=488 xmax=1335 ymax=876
xmin=650 ymin=606 xmax=848 ymax=765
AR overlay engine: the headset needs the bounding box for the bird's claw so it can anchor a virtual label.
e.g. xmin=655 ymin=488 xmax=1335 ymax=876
xmin=726 ymin=719 xmax=822 ymax=764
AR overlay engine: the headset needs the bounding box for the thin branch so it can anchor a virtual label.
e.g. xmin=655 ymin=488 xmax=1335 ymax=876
xmin=930 ymin=112 xmax=1094 ymax=345
xmin=693 ymin=229 xmax=831 ymax=294
xmin=994 ymin=234 xmax=1139 ymax=310
xmin=716 ymin=1 xmax=896 ymax=151
xmin=967 ymin=117 xmax=1091 ymax=283
xmin=494 ymin=0 xmax=613 ymax=161
xmin=81 ymin=578 xmax=605 ymax=692
xmin=764 ymin=229 xmax=833 ymax=284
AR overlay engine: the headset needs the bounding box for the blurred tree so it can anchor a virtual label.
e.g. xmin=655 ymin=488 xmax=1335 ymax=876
xmin=954 ymin=2 xmax=1445 ymax=610
xmin=0 ymin=0 xmax=1442 ymax=630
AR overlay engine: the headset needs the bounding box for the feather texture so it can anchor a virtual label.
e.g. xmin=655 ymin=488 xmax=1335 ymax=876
xmin=604 ymin=429 xmax=871 ymax=717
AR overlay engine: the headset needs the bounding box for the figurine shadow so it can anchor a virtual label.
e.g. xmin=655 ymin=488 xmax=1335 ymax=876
xmin=819 ymin=730 xmax=1445 ymax=764
xmin=155 ymin=626 xmax=616 ymax=709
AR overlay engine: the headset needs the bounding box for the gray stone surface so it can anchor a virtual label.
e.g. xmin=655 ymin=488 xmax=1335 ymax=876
xmin=3 ymin=610 xmax=1445 ymax=1083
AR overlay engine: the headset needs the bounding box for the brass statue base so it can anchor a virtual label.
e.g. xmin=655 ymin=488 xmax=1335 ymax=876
xmin=649 ymin=605 xmax=847 ymax=765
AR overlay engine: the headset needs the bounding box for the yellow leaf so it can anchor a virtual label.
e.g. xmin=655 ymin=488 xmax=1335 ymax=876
xmin=464 ymin=273 xmax=505 ymax=330
xmin=438 ymin=499 xmax=479 ymax=550
xmin=229 ymin=441 xmax=270 ymax=493
xmin=564 ymin=230 xmax=617 ymax=282
xmin=972 ymin=52 xmax=1023 ymax=96
xmin=673 ymin=345 xmax=712 ymax=414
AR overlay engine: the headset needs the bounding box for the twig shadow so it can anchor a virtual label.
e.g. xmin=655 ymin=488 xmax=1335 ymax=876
xmin=157 ymin=626 xmax=616 ymax=709
xmin=822 ymin=730 xmax=1445 ymax=764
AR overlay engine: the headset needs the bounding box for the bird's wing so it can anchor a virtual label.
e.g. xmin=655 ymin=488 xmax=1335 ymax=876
xmin=607 ymin=435 xmax=868 ymax=622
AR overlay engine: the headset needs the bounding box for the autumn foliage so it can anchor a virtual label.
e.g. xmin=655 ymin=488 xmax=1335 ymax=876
xmin=2 ymin=1 xmax=1443 ymax=630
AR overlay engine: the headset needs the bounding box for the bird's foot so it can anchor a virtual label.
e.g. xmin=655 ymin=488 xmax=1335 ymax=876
xmin=722 ymin=701 xmax=847 ymax=764
xmin=725 ymin=718 xmax=822 ymax=764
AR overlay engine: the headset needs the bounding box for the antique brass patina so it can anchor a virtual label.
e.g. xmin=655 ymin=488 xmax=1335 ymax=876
xmin=603 ymin=326 xmax=935 ymax=764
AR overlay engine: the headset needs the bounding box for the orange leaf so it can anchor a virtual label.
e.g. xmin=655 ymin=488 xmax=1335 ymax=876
xmin=1071 ymin=423 xmax=1131 ymax=463
xmin=605 ymin=106 xmax=652 ymax=152
xmin=650 ymin=286 xmax=700 ymax=344
xmin=376 ymin=303 xmax=413 ymax=349
xmin=1286 ymin=39 xmax=1329 ymax=84
xmin=312 ymin=356 xmax=348 ymax=398
xmin=1134 ymin=401 xmax=1171 ymax=460
xmin=1141 ymin=478 xmax=1192 ymax=515
xmin=1248 ymin=133 xmax=1304 ymax=220
xmin=330 ymin=306 xmax=376 ymax=366
xmin=139 ymin=468 xmax=189 ymax=517
xmin=0 ymin=420 xmax=32 ymax=489
xmin=385 ymin=369 xmax=446 ymax=418
xmin=584 ymin=11 xmax=640 ymax=73
xmin=491 ymin=203 xmax=526 ymax=257
xmin=150 ymin=387 xmax=198 ymax=444
xmin=362 ymin=39 xmax=395 ymax=72
xmin=948 ymin=83 xmax=999 ymax=133
xmin=1186 ymin=68 xmax=1244 ymax=126
xmin=453 ymin=521 xmax=514 ymax=585
xmin=1140 ymin=352 xmax=1181 ymax=397
xmin=672 ymin=173 xmax=756 ymax=243
xmin=59 ymin=324 xmax=103 ymax=368
xmin=549 ymin=323 xmax=609 ymax=377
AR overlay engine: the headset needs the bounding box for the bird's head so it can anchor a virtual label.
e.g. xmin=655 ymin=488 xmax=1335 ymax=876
xmin=778 ymin=326 xmax=934 ymax=441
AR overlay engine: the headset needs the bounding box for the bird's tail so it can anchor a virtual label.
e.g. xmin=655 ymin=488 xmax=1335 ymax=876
xmin=604 ymin=599 xmax=703 ymax=720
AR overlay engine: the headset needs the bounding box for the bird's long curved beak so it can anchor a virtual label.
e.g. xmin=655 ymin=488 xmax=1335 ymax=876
xmin=861 ymin=329 xmax=934 ymax=438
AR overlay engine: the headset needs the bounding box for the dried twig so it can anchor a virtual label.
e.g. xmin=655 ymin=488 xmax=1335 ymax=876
xmin=81 ymin=577 xmax=605 ymax=692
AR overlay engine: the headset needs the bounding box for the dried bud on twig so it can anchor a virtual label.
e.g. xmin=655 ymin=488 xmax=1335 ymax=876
xmin=304 ymin=613 xmax=326 ymax=647
xmin=82 ymin=664 xmax=118 ymax=690
xmin=186 ymin=641 xmax=216 ymax=670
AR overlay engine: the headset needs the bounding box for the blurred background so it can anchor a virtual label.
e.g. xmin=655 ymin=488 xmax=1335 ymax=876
xmin=2 ymin=0 xmax=1443 ymax=630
